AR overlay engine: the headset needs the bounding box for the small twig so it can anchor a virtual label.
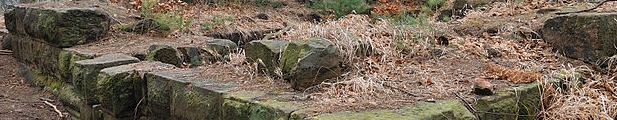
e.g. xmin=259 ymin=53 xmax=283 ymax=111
xmin=555 ymin=0 xmax=612 ymax=15
xmin=134 ymin=96 xmax=145 ymax=118
xmin=452 ymin=91 xmax=480 ymax=119
xmin=43 ymin=101 xmax=63 ymax=118
xmin=39 ymin=98 xmax=55 ymax=102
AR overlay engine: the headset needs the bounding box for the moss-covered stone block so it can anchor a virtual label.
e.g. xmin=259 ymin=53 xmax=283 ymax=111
xmin=58 ymin=48 xmax=95 ymax=83
xmin=313 ymin=100 xmax=476 ymax=120
xmin=4 ymin=5 xmax=110 ymax=47
xmin=169 ymin=78 xmax=233 ymax=119
xmin=73 ymin=53 xmax=139 ymax=105
xmin=542 ymin=13 xmax=617 ymax=63
xmin=223 ymin=91 xmax=302 ymax=120
xmin=146 ymin=69 xmax=235 ymax=119
xmin=280 ymin=37 xmax=341 ymax=90
xmin=148 ymin=44 xmax=182 ymax=67
xmin=144 ymin=72 xmax=174 ymax=119
xmin=18 ymin=62 xmax=65 ymax=90
xmin=474 ymin=82 xmax=541 ymax=120
xmin=245 ymin=40 xmax=289 ymax=75
xmin=96 ymin=62 xmax=175 ymax=118
xmin=55 ymin=85 xmax=82 ymax=113
xmin=9 ymin=34 xmax=63 ymax=78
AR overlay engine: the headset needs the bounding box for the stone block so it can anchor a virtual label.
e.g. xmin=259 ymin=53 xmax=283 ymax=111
xmin=58 ymin=48 xmax=95 ymax=83
xmin=244 ymin=40 xmax=289 ymax=75
xmin=313 ymin=100 xmax=476 ymax=120
xmin=542 ymin=13 xmax=617 ymax=63
xmin=280 ymin=37 xmax=341 ymax=90
xmin=145 ymin=69 xmax=235 ymax=119
xmin=10 ymin=34 xmax=63 ymax=78
xmin=73 ymin=53 xmax=139 ymax=105
xmin=96 ymin=62 xmax=175 ymax=118
xmin=4 ymin=5 xmax=110 ymax=47
xmin=223 ymin=91 xmax=302 ymax=120
xmin=474 ymin=82 xmax=540 ymax=120
xmin=148 ymin=44 xmax=182 ymax=67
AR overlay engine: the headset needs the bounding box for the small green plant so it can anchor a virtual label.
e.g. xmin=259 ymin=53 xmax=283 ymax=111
xmin=442 ymin=15 xmax=451 ymax=22
xmin=310 ymin=0 xmax=368 ymax=18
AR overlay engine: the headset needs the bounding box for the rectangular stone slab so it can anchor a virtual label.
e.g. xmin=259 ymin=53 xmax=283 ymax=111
xmin=10 ymin=34 xmax=63 ymax=78
xmin=96 ymin=61 xmax=175 ymax=118
xmin=4 ymin=5 xmax=110 ymax=48
xmin=72 ymin=53 xmax=139 ymax=105
xmin=312 ymin=100 xmax=476 ymax=120
xmin=145 ymin=69 xmax=235 ymax=119
xmin=223 ymin=91 xmax=303 ymax=120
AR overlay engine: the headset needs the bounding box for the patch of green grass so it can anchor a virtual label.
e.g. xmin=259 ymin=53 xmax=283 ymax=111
xmin=310 ymin=0 xmax=368 ymax=18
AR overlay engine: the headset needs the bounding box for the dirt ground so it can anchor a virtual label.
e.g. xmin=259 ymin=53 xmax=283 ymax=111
xmin=0 ymin=55 xmax=69 ymax=120
xmin=1 ymin=0 xmax=616 ymax=119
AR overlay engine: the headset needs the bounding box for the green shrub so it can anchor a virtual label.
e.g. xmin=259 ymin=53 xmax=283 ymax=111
xmin=310 ymin=0 xmax=368 ymax=18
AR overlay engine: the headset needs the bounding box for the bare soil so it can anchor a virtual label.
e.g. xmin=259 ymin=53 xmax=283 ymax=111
xmin=0 ymin=55 xmax=70 ymax=120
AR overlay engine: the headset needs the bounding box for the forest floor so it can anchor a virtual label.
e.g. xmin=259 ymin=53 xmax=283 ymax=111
xmin=1 ymin=0 xmax=617 ymax=119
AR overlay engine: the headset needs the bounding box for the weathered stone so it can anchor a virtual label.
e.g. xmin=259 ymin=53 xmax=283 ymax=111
xmin=244 ymin=40 xmax=289 ymax=75
xmin=10 ymin=34 xmax=63 ymax=78
xmin=145 ymin=69 xmax=235 ymax=120
xmin=177 ymin=46 xmax=203 ymax=67
xmin=542 ymin=13 xmax=617 ymax=63
xmin=148 ymin=44 xmax=182 ymax=67
xmin=73 ymin=53 xmax=139 ymax=105
xmin=58 ymin=48 xmax=95 ymax=83
xmin=96 ymin=61 xmax=175 ymax=118
xmin=202 ymin=39 xmax=238 ymax=61
xmin=1 ymin=35 xmax=10 ymax=50
xmin=55 ymin=85 xmax=82 ymax=114
xmin=4 ymin=5 xmax=111 ymax=47
xmin=473 ymin=78 xmax=494 ymax=95
xmin=280 ymin=37 xmax=341 ymax=90
xmin=223 ymin=91 xmax=302 ymax=120
xmin=474 ymin=82 xmax=540 ymax=120
xmin=313 ymin=100 xmax=476 ymax=120
xmin=18 ymin=62 xmax=64 ymax=89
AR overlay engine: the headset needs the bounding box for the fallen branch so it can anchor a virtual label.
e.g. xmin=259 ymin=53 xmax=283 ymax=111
xmin=555 ymin=0 xmax=614 ymax=15
xmin=43 ymin=101 xmax=63 ymax=118
xmin=452 ymin=91 xmax=479 ymax=118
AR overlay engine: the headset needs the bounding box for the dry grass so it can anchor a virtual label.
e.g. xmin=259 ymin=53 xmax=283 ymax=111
xmin=539 ymin=64 xmax=617 ymax=119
